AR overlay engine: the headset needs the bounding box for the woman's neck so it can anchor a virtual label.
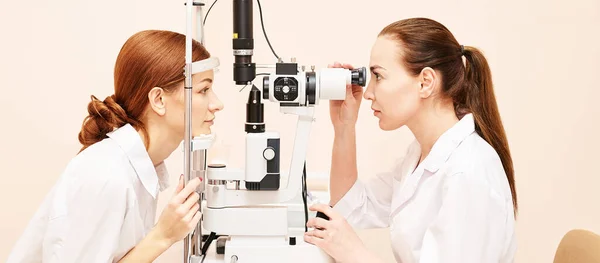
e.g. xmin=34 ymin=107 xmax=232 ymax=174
xmin=140 ymin=122 xmax=181 ymax=166
xmin=407 ymin=103 xmax=459 ymax=162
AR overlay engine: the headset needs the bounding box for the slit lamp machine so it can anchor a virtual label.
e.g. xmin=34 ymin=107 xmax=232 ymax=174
xmin=180 ymin=1 xmax=367 ymax=262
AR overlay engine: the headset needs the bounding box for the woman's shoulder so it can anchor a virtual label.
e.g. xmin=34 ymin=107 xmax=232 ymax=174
xmin=445 ymin=133 xmax=512 ymax=198
xmin=74 ymin=137 xmax=130 ymax=167
xmin=44 ymin=139 xmax=137 ymax=220
xmin=63 ymin=138 xmax=135 ymax=190
xmin=453 ymin=133 xmax=502 ymax=166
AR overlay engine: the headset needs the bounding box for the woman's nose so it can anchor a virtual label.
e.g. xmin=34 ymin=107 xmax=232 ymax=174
xmin=363 ymin=87 xmax=374 ymax=100
xmin=210 ymin=96 xmax=224 ymax=112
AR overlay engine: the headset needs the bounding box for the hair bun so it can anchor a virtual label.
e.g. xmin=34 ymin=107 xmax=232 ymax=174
xmin=102 ymin=95 xmax=129 ymax=122
xmin=78 ymin=94 xmax=129 ymax=152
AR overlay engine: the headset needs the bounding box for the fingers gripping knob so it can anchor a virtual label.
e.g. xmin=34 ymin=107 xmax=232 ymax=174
xmin=315 ymin=205 xmax=333 ymax=221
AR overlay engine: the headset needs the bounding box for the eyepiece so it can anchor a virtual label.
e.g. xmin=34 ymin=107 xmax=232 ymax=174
xmin=351 ymin=67 xmax=367 ymax=86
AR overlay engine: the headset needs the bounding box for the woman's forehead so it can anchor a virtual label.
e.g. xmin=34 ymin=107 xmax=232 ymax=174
xmin=371 ymin=37 xmax=399 ymax=66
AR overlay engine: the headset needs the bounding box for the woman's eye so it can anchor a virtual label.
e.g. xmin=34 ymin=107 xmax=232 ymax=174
xmin=200 ymin=87 xmax=209 ymax=94
xmin=374 ymin=73 xmax=382 ymax=80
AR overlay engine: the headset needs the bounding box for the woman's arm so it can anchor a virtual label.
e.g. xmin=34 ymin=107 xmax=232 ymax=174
xmin=329 ymin=135 xmax=400 ymax=228
xmin=119 ymin=176 xmax=203 ymax=262
xmin=327 ymin=62 xmax=395 ymax=228
xmin=329 ymin=128 xmax=359 ymax=206
xmin=117 ymin=230 xmax=172 ymax=262
xmin=327 ymin=61 xmax=364 ymax=205
xmin=305 ymin=204 xmax=388 ymax=263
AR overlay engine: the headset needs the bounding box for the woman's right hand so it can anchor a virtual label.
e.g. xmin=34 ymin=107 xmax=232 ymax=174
xmin=152 ymin=176 xmax=202 ymax=246
xmin=328 ymin=62 xmax=364 ymax=132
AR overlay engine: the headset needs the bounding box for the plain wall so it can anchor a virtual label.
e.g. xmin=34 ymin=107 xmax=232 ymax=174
xmin=1 ymin=0 xmax=599 ymax=262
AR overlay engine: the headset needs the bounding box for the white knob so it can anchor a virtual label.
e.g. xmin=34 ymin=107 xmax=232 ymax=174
xmin=283 ymin=86 xmax=290 ymax=93
xmin=263 ymin=147 xmax=276 ymax=161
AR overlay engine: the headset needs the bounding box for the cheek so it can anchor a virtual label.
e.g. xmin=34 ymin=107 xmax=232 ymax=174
xmin=192 ymin=96 xmax=209 ymax=120
xmin=165 ymin=99 xmax=185 ymax=129
xmin=191 ymin=96 xmax=211 ymax=136
xmin=378 ymin=80 xmax=420 ymax=126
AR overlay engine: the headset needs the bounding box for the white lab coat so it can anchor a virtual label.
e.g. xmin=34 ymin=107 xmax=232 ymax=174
xmin=333 ymin=114 xmax=517 ymax=263
xmin=7 ymin=124 xmax=171 ymax=263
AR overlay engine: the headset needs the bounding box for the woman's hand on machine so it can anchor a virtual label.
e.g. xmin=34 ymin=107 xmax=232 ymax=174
xmin=151 ymin=175 xmax=202 ymax=246
xmin=304 ymin=204 xmax=372 ymax=263
xmin=328 ymin=62 xmax=364 ymax=133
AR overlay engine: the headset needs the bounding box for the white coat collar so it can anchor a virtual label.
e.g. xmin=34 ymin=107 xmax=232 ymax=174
xmin=107 ymin=124 xmax=170 ymax=199
xmin=390 ymin=113 xmax=476 ymax=216
xmin=420 ymin=113 xmax=476 ymax=173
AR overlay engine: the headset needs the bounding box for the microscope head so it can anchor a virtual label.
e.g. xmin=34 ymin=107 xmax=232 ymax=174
xmin=261 ymin=64 xmax=368 ymax=107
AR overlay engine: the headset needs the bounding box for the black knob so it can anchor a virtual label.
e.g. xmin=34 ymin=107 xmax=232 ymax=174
xmin=289 ymin=237 xmax=296 ymax=246
xmin=263 ymin=76 xmax=270 ymax=100
xmin=315 ymin=211 xmax=330 ymax=221
xmin=216 ymin=237 xmax=226 ymax=254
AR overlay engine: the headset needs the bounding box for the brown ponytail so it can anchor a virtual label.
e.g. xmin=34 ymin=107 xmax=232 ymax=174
xmin=462 ymin=46 xmax=517 ymax=213
xmin=380 ymin=18 xmax=517 ymax=214
xmin=77 ymin=30 xmax=211 ymax=153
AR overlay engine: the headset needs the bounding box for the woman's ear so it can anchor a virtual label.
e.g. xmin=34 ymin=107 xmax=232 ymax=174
xmin=148 ymin=87 xmax=167 ymax=116
xmin=418 ymin=67 xmax=437 ymax=99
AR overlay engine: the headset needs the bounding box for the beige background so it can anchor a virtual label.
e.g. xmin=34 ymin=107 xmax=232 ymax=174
xmin=1 ymin=0 xmax=599 ymax=262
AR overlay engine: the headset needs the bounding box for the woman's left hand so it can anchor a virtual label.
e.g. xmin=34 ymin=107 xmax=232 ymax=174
xmin=304 ymin=204 xmax=369 ymax=263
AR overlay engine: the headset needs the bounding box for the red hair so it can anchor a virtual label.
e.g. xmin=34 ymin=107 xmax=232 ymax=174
xmin=78 ymin=30 xmax=210 ymax=152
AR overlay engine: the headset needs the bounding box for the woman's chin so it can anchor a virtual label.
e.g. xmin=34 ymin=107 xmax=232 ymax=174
xmin=378 ymin=119 xmax=390 ymax=131
xmin=379 ymin=123 xmax=391 ymax=131
xmin=379 ymin=120 xmax=401 ymax=131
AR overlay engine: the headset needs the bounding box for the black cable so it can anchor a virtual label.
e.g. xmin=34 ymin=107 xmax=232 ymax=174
xmin=256 ymin=0 xmax=281 ymax=61
xmin=202 ymin=0 xmax=218 ymax=25
xmin=201 ymin=232 xmax=217 ymax=255
xmin=302 ymin=162 xmax=308 ymax=232
xmin=198 ymin=232 xmax=217 ymax=263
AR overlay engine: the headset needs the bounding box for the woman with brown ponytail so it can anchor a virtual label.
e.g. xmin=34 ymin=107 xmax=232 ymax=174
xmin=304 ymin=18 xmax=517 ymax=263
xmin=8 ymin=30 xmax=223 ymax=263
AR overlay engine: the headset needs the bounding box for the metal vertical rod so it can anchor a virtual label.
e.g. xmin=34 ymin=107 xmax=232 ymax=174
xmin=193 ymin=4 xmax=205 ymax=261
xmin=185 ymin=2 xmax=209 ymax=262
xmin=191 ymin=149 xmax=207 ymax=256
xmin=184 ymin=0 xmax=194 ymax=262
xmin=183 ymin=88 xmax=193 ymax=263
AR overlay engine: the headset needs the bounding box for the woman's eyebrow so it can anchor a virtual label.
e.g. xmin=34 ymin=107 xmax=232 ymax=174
xmin=193 ymin=78 xmax=213 ymax=86
xmin=370 ymin=65 xmax=385 ymax=72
